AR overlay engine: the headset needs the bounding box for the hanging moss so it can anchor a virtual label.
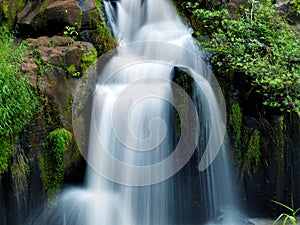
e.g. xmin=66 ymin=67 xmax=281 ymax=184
xmin=229 ymin=101 xmax=263 ymax=176
xmin=276 ymin=115 xmax=286 ymax=201
xmin=246 ymin=129 xmax=261 ymax=175
xmin=229 ymin=101 xmax=243 ymax=163
xmin=173 ymin=68 xmax=193 ymax=137
xmin=11 ymin=152 xmax=30 ymax=203
xmin=39 ymin=128 xmax=72 ymax=204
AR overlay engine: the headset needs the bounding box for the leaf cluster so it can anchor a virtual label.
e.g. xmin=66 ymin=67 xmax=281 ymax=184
xmin=186 ymin=0 xmax=300 ymax=115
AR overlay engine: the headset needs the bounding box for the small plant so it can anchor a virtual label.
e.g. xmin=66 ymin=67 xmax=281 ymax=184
xmin=63 ymin=26 xmax=78 ymax=40
xmin=272 ymin=199 xmax=300 ymax=225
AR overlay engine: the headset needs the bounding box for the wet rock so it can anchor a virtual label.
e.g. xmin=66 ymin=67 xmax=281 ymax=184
xmin=213 ymin=207 xmax=255 ymax=225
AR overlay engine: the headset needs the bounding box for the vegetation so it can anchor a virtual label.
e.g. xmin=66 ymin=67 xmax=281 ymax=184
xmin=93 ymin=21 xmax=116 ymax=55
xmin=63 ymin=25 xmax=79 ymax=40
xmin=229 ymin=101 xmax=261 ymax=176
xmin=40 ymin=128 xmax=72 ymax=204
xmin=81 ymin=47 xmax=98 ymax=72
xmin=11 ymin=151 xmax=30 ymax=203
xmin=272 ymin=199 xmax=300 ymax=225
xmin=184 ymin=0 xmax=300 ymax=116
xmin=0 ymin=26 xmax=39 ymax=175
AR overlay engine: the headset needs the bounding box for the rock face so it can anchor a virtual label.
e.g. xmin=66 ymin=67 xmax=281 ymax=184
xmin=0 ymin=0 xmax=102 ymax=36
xmin=22 ymin=35 xmax=96 ymax=127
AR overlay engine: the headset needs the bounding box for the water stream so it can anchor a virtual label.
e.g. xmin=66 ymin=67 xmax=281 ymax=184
xmin=30 ymin=0 xmax=239 ymax=224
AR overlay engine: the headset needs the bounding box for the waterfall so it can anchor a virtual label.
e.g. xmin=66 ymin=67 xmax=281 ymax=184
xmin=29 ymin=0 xmax=239 ymax=224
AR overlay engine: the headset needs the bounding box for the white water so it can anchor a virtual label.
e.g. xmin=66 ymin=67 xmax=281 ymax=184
xmin=30 ymin=0 xmax=239 ymax=225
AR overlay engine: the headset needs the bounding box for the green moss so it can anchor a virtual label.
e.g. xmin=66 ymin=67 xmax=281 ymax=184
xmin=32 ymin=49 xmax=50 ymax=75
xmin=80 ymin=47 xmax=97 ymax=72
xmin=229 ymin=101 xmax=262 ymax=176
xmin=17 ymin=0 xmax=26 ymax=8
xmin=11 ymin=152 xmax=30 ymax=202
xmin=94 ymin=0 xmax=102 ymax=10
xmin=174 ymin=69 xmax=193 ymax=136
xmin=229 ymin=101 xmax=243 ymax=163
xmin=40 ymin=128 xmax=72 ymax=204
xmin=246 ymin=129 xmax=261 ymax=175
xmin=93 ymin=21 xmax=116 ymax=55
xmin=77 ymin=11 xmax=83 ymax=30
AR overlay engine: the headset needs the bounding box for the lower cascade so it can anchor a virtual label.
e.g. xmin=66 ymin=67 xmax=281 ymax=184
xmin=29 ymin=0 xmax=244 ymax=224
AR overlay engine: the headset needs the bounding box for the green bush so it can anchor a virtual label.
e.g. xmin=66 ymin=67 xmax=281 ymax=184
xmin=0 ymin=26 xmax=39 ymax=175
xmin=185 ymin=0 xmax=300 ymax=115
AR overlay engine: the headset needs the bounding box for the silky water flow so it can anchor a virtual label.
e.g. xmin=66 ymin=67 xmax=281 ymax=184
xmin=28 ymin=0 xmax=239 ymax=224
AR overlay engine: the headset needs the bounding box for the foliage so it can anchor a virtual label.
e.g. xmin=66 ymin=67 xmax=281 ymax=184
xmin=229 ymin=101 xmax=261 ymax=176
xmin=272 ymin=199 xmax=300 ymax=225
xmin=94 ymin=0 xmax=102 ymax=10
xmin=63 ymin=26 xmax=78 ymax=40
xmin=0 ymin=0 xmax=26 ymax=28
xmin=0 ymin=26 xmax=39 ymax=175
xmin=229 ymin=101 xmax=243 ymax=160
xmin=40 ymin=128 xmax=72 ymax=204
xmin=11 ymin=152 xmax=30 ymax=203
xmin=81 ymin=47 xmax=97 ymax=72
xmin=0 ymin=138 xmax=12 ymax=175
xmin=32 ymin=49 xmax=49 ymax=74
xmin=93 ymin=21 xmax=116 ymax=55
xmin=246 ymin=129 xmax=261 ymax=174
xmin=186 ymin=0 xmax=300 ymax=116
xmin=67 ymin=64 xmax=80 ymax=77
xmin=291 ymin=0 xmax=300 ymax=15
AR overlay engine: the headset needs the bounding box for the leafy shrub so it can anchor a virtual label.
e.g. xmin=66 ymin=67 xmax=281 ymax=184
xmin=185 ymin=0 xmax=300 ymax=115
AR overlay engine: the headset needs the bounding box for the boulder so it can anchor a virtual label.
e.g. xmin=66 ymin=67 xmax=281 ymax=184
xmin=17 ymin=0 xmax=103 ymax=36
xmin=30 ymin=0 xmax=81 ymax=33
xmin=23 ymin=36 xmax=96 ymax=127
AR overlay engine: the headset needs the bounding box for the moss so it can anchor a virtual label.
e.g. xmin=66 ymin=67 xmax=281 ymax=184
xmin=229 ymin=101 xmax=262 ymax=176
xmin=81 ymin=47 xmax=97 ymax=71
xmin=77 ymin=11 xmax=83 ymax=30
xmin=17 ymin=0 xmax=26 ymax=8
xmin=39 ymin=128 xmax=72 ymax=204
xmin=92 ymin=21 xmax=116 ymax=55
xmin=173 ymin=69 xmax=193 ymax=136
xmin=276 ymin=115 xmax=286 ymax=200
xmin=31 ymin=9 xmax=48 ymax=31
xmin=94 ymin=0 xmax=102 ymax=10
xmin=246 ymin=129 xmax=261 ymax=175
xmin=11 ymin=152 xmax=30 ymax=203
xmin=229 ymin=101 xmax=243 ymax=163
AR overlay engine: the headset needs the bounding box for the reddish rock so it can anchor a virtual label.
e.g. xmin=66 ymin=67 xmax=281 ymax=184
xmin=27 ymin=36 xmax=51 ymax=49
xmin=51 ymin=36 xmax=74 ymax=46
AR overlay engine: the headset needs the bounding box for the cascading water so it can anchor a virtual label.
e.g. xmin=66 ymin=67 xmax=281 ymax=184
xmin=29 ymin=0 xmax=240 ymax=224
